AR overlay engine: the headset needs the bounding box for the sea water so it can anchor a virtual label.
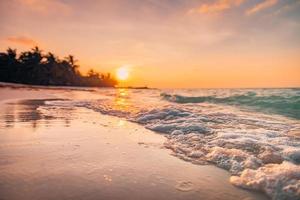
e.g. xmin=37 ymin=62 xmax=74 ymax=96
xmin=47 ymin=88 xmax=300 ymax=200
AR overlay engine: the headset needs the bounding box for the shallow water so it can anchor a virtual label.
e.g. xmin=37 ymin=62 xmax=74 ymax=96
xmin=43 ymin=88 xmax=300 ymax=200
xmin=0 ymin=98 xmax=268 ymax=200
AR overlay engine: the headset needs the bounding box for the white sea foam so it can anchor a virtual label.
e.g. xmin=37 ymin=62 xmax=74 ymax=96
xmin=230 ymin=162 xmax=300 ymax=200
xmin=45 ymin=88 xmax=300 ymax=199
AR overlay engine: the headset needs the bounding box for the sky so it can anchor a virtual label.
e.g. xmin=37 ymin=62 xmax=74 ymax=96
xmin=0 ymin=0 xmax=299 ymax=88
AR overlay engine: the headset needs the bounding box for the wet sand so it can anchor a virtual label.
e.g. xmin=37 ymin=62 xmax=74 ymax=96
xmin=0 ymin=87 xmax=268 ymax=200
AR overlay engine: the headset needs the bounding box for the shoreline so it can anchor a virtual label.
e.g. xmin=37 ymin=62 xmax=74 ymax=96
xmin=0 ymin=81 xmax=101 ymax=92
xmin=0 ymin=86 xmax=268 ymax=200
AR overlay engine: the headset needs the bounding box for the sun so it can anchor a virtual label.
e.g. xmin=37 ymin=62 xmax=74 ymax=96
xmin=116 ymin=67 xmax=129 ymax=81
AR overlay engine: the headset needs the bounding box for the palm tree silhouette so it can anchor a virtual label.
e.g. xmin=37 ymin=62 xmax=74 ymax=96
xmin=0 ymin=46 xmax=117 ymax=87
xmin=65 ymin=55 xmax=79 ymax=73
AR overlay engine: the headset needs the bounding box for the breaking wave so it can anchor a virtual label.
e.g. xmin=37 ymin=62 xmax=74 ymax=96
xmin=161 ymin=90 xmax=300 ymax=119
xmin=45 ymin=88 xmax=300 ymax=200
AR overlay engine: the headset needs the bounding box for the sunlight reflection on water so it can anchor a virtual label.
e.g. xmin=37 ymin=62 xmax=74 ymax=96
xmin=0 ymin=99 xmax=74 ymax=130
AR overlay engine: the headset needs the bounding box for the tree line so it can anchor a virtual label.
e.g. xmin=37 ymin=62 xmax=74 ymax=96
xmin=0 ymin=47 xmax=117 ymax=87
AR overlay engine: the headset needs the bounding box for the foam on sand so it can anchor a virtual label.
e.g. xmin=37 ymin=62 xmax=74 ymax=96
xmin=45 ymin=88 xmax=300 ymax=199
xmin=230 ymin=162 xmax=300 ymax=200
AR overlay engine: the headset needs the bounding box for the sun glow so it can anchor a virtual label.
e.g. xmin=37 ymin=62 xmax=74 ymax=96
xmin=116 ymin=67 xmax=129 ymax=81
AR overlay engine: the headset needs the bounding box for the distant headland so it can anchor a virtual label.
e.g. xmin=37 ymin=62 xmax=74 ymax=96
xmin=116 ymin=86 xmax=153 ymax=90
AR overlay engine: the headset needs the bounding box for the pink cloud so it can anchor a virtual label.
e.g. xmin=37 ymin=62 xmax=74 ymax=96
xmin=189 ymin=0 xmax=245 ymax=14
xmin=17 ymin=0 xmax=71 ymax=15
xmin=246 ymin=0 xmax=278 ymax=15
xmin=6 ymin=36 xmax=38 ymax=47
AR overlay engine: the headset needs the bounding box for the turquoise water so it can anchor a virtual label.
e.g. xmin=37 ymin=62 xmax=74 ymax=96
xmin=46 ymin=87 xmax=300 ymax=200
xmin=161 ymin=88 xmax=300 ymax=119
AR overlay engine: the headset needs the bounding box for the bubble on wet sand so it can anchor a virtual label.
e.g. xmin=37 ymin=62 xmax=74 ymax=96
xmin=175 ymin=181 xmax=194 ymax=192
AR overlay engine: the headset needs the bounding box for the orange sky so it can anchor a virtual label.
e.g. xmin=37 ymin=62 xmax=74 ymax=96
xmin=0 ymin=0 xmax=299 ymax=88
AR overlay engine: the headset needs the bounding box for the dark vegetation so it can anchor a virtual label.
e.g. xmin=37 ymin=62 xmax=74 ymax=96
xmin=0 ymin=47 xmax=117 ymax=87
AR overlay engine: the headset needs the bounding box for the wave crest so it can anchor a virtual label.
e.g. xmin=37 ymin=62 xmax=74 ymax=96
xmin=161 ymin=92 xmax=300 ymax=119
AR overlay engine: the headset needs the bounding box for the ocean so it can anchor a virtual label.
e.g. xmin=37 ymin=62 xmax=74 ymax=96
xmin=44 ymin=87 xmax=300 ymax=200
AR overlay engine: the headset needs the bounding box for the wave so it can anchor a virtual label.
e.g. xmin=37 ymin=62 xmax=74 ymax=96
xmin=161 ymin=91 xmax=300 ymax=119
xmin=45 ymin=89 xmax=300 ymax=200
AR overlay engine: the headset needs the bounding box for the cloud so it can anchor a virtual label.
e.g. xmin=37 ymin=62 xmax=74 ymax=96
xmin=17 ymin=0 xmax=71 ymax=14
xmin=6 ymin=36 xmax=38 ymax=47
xmin=189 ymin=0 xmax=245 ymax=14
xmin=272 ymin=0 xmax=300 ymax=16
xmin=246 ymin=0 xmax=278 ymax=15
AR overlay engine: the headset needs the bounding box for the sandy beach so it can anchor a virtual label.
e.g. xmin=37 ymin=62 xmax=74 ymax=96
xmin=1 ymin=1 xmax=300 ymax=198
xmin=0 ymin=86 xmax=268 ymax=200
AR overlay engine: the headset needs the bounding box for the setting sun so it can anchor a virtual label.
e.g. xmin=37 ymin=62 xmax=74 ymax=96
xmin=0 ymin=1 xmax=300 ymax=199
xmin=116 ymin=67 xmax=129 ymax=81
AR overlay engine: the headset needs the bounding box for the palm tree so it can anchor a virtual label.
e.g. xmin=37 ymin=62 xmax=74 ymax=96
xmin=0 ymin=47 xmax=118 ymax=87
xmin=19 ymin=47 xmax=42 ymax=65
xmin=87 ymin=69 xmax=97 ymax=77
xmin=6 ymin=48 xmax=17 ymax=61
xmin=31 ymin=46 xmax=43 ymax=64
xmin=65 ymin=55 xmax=79 ymax=73
xmin=0 ymin=48 xmax=18 ymax=81
xmin=32 ymin=46 xmax=42 ymax=54
xmin=45 ymin=52 xmax=57 ymax=64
